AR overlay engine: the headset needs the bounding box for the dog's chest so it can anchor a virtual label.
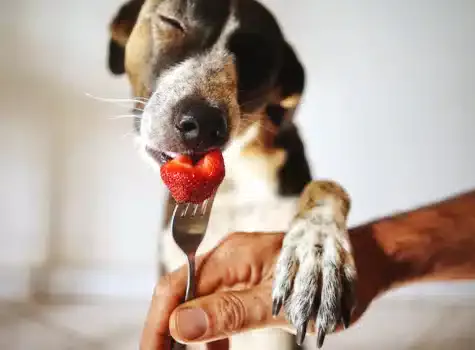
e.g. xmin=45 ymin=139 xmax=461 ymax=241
xmin=212 ymin=177 xmax=297 ymax=231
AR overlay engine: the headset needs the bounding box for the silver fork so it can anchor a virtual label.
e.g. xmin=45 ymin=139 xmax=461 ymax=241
xmin=170 ymin=194 xmax=216 ymax=350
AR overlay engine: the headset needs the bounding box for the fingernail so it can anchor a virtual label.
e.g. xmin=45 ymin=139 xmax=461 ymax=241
xmin=175 ymin=308 xmax=208 ymax=340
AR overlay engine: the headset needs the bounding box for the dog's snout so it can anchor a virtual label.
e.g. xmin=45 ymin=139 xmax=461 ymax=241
xmin=175 ymin=100 xmax=228 ymax=151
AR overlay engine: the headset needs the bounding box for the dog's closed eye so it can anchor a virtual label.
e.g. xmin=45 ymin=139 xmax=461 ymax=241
xmin=157 ymin=14 xmax=186 ymax=33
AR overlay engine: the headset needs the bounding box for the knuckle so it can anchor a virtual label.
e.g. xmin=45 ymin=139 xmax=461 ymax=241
xmin=216 ymin=292 xmax=246 ymax=333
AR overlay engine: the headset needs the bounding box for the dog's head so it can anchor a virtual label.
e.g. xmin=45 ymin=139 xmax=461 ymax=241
xmin=107 ymin=0 xmax=310 ymax=194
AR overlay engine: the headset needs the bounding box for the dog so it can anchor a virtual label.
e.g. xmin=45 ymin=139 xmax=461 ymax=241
xmin=107 ymin=1 xmax=357 ymax=349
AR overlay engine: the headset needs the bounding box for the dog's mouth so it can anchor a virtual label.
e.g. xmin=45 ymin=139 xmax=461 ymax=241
xmin=145 ymin=146 xmax=210 ymax=165
xmin=145 ymin=147 xmax=176 ymax=165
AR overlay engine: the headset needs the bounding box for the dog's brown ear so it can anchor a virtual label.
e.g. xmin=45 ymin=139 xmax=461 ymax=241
xmin=107 ymin=0 xmax=144 ymax=75
xmin=267 ymin=41 xmax=305 ymax=126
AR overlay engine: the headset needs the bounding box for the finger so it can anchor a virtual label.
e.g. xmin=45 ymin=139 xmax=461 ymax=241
xmin=140 ymin=260 xmax=218 ymax=350
xmin=140 ymin=275 xmax=181 ymax=350
xmin=169 ymin=285 xmax=284 ymax=344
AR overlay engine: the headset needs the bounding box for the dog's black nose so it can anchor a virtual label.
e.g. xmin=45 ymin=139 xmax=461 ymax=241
xmin=175 ymin=100 xmax=228 ymax=151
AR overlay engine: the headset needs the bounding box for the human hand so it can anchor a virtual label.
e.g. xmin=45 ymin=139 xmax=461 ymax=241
xmin=140 ymin=231 xmax=387 ymax=350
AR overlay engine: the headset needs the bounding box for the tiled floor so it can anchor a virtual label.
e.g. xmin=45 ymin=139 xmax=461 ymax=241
xmin=1 ymin=294 xmax=475 ymax=350
xmin=0 ymin=300 xmax=149 ymax=350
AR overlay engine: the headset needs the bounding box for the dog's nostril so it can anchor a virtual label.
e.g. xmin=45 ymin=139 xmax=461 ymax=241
xmin=176 ymin=115 xmax=200 ymax=139
xmin=181 ymin=121 xmax=197 ymax=132
xmin=178 ymin=117 xmax=199 ymax=132
xmin=175 ymin=100 xmax=228 ymax=150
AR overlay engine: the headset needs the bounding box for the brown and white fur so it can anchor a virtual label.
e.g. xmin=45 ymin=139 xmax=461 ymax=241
xmin=107 ymin=0 xmax=356 ymax=349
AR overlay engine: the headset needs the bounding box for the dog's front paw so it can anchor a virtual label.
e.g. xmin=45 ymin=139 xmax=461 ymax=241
xmin=272 ymin=183 xmax=357 ymax=348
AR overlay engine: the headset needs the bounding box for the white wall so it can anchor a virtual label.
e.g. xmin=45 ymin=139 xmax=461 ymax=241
xmin=1 ymin=0 xmax=475 ymax=300
xmin=0 ymin=0 xmax=166 ymax=299
xmin=263 ymin=0 xmax=475 ymax=226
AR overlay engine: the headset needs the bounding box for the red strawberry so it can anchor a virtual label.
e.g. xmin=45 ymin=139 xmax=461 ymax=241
xmin=160 ymin=150 xmax=225 ymax=203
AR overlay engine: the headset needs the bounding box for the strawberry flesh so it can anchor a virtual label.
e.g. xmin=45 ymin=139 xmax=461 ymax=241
xmin=160 ymin=150 xmax=225 ymax=203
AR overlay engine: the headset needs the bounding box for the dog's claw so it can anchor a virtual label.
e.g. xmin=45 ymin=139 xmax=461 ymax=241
xmin=341 ymin=275 xmax=356 ymax=330
xmin=317 ymin=328 xmax=326 ymax=349
xmin=272 ymin=298 xmax=282 ymax=317
xmin=296 ymin=321 xmax=308 ymax=346
xmin=341 ymin=307 xmax=351 ymax=329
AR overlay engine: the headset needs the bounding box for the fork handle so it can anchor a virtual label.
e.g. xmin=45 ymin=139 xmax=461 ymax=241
xmin=171 ymin=254 xmax=196 ymax=350
xmin=185 ymin=253 xmax=196 ymax=301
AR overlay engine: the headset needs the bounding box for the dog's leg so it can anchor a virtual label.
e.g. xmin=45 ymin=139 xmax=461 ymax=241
xmin=272 ymin=180 xmax=357 ymax=348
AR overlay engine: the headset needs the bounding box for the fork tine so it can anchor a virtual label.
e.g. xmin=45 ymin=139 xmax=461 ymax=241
xmin=201 ymin=199 xmax=209 ymax=216
xmin=181 ymin=203 xmax=190 ymax=217
xmin=172 ymin=194 xmax=216 ymax=229
xmin=203 ymin=194 xmax=216 ymax=216
xmin=172 ymin=202 xmax=188 ymax=218
xmin=172 ymin=203 xmax=180 ymax=217
xmin=201 ymin=197 xmax=214 ymax=216
xmin=172 ymin=200 xmax=210 ymax=218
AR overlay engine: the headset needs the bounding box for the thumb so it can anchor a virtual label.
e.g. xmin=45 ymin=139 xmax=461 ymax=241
xmin=169 ymin=286 xmax=280 ymax=344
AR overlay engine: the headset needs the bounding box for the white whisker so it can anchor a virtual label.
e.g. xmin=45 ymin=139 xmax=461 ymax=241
xmin=108 ymin=114 xmax=140 ymax=120
xmin=84 ymin=92 xmax=149 ymax=106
